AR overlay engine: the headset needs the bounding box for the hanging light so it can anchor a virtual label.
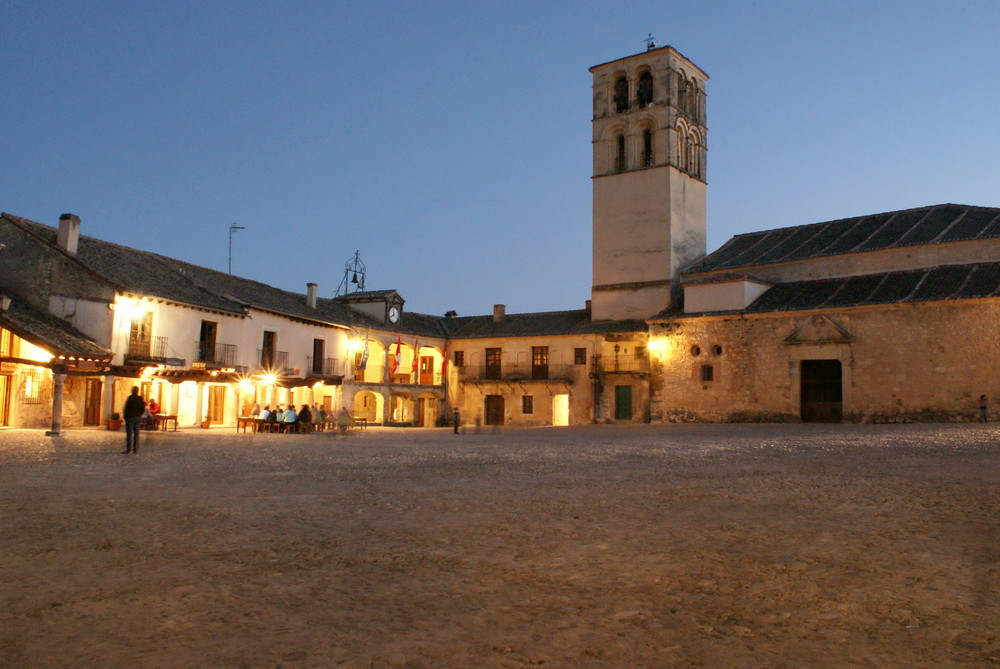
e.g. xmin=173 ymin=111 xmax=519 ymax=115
xmin=351 ymin=272 xmax=359 ymax=284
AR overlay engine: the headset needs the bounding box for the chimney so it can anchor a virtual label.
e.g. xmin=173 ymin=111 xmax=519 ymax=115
xmin=57 ymin=213 xmax=81 ymax=257
xmin=306 ymin=283 xmax=317 ymax=309
xmin=585 ymin=299 xmax=592 ymax=311
xmin=492 ymin=304 xmax=505 ymax=323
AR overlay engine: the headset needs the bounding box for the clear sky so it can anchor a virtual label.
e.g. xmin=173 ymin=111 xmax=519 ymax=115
xmin=3 ymin=1 xmax=998 ymax=318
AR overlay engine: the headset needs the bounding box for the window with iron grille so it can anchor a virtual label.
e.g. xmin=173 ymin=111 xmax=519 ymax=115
xmin=0 ymin=328 xmax=11 ymax=357
xmin=574 ymin=348 xmax=587 ymax=365
xmin=454 ymin=351 xmax=464 ymax=367
xmin=522 ymin=395 xmax=533 ymax=414
xmin=21 ymin=369 xmax=43 ymax=404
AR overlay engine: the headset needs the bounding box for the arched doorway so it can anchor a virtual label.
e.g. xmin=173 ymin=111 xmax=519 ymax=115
xmin=389 ymin=392 xmax=414 ymax=424
xmin=353 ymin=390 xmax=383 ymax=424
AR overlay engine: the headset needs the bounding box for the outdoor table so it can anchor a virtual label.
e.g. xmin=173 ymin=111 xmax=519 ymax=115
xmin=236 ymin=416 xmax=255 ymax=433
xmin=155 ymin=414 xmax=178 ymax=431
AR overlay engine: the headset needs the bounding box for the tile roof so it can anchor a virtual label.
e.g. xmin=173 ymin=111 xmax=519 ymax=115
xmin=441 ymin=309 xmax=647 ymax=339
xmin=670 ymin=262 xmax=1000 ymax=317
xmin=0 ymin=297 xmax=112 ymax=361
xmin=686 ymin=204 xmax=1000 ymax=274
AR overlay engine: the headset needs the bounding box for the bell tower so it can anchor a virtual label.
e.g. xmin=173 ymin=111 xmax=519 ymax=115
xmin=590 ymin=44 xmax=708 ymax=321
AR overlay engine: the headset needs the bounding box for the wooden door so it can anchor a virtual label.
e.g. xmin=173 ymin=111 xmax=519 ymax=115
xmin=207 ymin=386 xmax=227 ymax=423
xmin=84 ymin=379 xmax=102 ymax=426
xmin=199 ymin=321 xmax=218 ymax=363
xmin=419 ymin=356 xmax=434 ymax=385
xmin=485 ymin=395 xmax=504 ymax=426
xmin=800 ymin=360 xmax=842 ymax=422
xmin=614 ymin=385 xmax=632 ymax=421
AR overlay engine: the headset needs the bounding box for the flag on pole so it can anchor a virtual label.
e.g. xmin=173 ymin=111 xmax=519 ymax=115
xmin=411 ymin=338 xmax=419 ymax=374
xmin=440 ymin=342 xmax=448 ymax=379
xmin=390 ymin=335 xmax=402 ymax=374
xmin=358 ymin=334 xmax=369 ymax=371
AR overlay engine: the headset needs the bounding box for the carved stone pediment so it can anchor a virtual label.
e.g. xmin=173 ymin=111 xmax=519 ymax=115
xmin=784 ymin=315 xmax=853 ymax=345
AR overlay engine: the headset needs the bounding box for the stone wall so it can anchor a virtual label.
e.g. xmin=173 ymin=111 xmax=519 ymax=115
xmin=650 ymin=298 xmax=1000 ymax=422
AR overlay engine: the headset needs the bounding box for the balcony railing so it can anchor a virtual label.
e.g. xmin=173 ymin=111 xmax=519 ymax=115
xmin=257 ymin=349 xmax=290 ymax=372
xmin=195 ymin=341 xmax=238 ymax=368
xmin=458 ymin=363 xmax=576 ymax=383
xmin=307 ymin=356 xmax=341 ymax=376
xmin=594 ymin=354 xmax=649 ymax=374
xmin=125 ymin=335 xmax=167 ymax=362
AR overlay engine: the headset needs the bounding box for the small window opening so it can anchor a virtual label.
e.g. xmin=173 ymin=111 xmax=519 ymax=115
xmin=700 ymin=364 xmax=714 ymax=383
xmin=711 ymin=345 xmax=723 ymax=356
xmin=642 ymin=129 xmax=653 ymax=167
xmin=637 ymin=71 xmax=653 ymax=106
xmin=574 ymin=348 xmax=587 ymax=365
xmin=522 ymin=395 xmax=534 ymax=414
xmin=690 ymin=345 xmax=701 ymax=357
xmin=615 ymin=134 xmax=626 ymax=172
xmin=614 ymin=76 xmax=629 ymax=113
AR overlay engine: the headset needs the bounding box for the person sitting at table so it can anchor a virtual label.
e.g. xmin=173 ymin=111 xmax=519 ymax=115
xmin=275 ymin=405 xmax=285 ymax=423
xmin=260 ymin=404 xmax=271 ymax=421
xmin=283 ymin=404 xmax=298 ymax=432
xmin=298 ymin=404 xmax=312 ymax=432
xmin=251 ymin=403 xmax=261 ymax=418
xmin=143 ymin=399 xmax=161 ymax=430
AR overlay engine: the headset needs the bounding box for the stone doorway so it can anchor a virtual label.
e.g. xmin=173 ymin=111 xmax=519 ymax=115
xmin=800 ymin=359 xmax=843 ymax=422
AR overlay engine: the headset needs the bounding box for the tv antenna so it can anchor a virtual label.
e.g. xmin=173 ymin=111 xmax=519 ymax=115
xmin=644 ymin=33 xmax=659 ymax=50
xmin=228 ymin=222 xmax=246 ymax=274
xmin=335 ymin=250 xmax=367 ymax=296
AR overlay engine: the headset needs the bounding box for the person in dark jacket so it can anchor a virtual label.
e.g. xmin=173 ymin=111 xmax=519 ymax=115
xmin=122 ymin=386 xmax=146 ymax=454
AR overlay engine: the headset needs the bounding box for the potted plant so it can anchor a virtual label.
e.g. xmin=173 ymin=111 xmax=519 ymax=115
xmin=107 ymin=412 xmax=122 ymax=431
xmin=201 ymin=416 xmax=211 ymax=429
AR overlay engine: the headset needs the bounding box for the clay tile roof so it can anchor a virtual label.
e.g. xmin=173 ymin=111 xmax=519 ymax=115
xmin=441 ymin=309 xmax=647 ymax=339
xmin=687 ymin=204 xmax=1000 ymax=274
xmin=0 ymin=297 xmax=112 ymax=361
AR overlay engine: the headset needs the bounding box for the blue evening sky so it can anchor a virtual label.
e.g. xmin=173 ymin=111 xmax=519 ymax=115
xmin=3 ymin=1 xmax=998 ymax=317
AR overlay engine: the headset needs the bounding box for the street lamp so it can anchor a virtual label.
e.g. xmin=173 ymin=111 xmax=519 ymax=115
xmin=228 ymin=223 xmax=246 ymax=274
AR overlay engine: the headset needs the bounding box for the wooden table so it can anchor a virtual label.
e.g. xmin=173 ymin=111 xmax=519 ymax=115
xmin=155 ymin=414 xmax=178 ymax=431
xmin=236 ymin=416 xmax=255 ymax=433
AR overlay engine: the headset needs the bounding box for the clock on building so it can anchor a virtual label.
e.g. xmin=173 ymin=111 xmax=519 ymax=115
xmin=388 ymin=306 xmax=400 ymax=323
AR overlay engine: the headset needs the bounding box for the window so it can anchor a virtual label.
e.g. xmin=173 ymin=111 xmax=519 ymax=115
xmin=454 ymin=350 xmax=464 ymax=367
xmin=312 ymin=338 xmax=325 ymax=374
xmin=690 ymin=345 xmax=701 ymax=357
xmin=642 ymin=129 xmax=653 ymax=167
xmin=700 ymin=364 xmax=714 ymax=383
xmin=0 ymin=328 xmax=11 ymax=357
xmin=635 ymin=345 xmax=647 ymax=358
xmin=574 ymin=348 xmax=587 ymax=365
xmin=261 ymin=330 xmax=277 ymax=368
xmin=676 ymin=121 xmax=689 ymax=172
xmin=711 ymin=345 xmax=723 ymax=356
xmin=614 ymin=76 xmax=629 ymax=113
xmin=198 ymin=320 xmax=217 ymax=363
xmin=615 ymin=134 xmax=626 ymax=172
xmin=522 ymin=395 xmax=534 ymax=414
xmin=531 ymin=346 xmax=549 ymax=380
xmin=637 ymin=71 xmax=653 ymax=106
xmin=21 ymin=369 xmax=42 ymax=404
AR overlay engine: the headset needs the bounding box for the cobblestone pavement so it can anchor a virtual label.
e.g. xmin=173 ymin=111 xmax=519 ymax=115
xmin=0 ymin=423 xmax=998 ymax=668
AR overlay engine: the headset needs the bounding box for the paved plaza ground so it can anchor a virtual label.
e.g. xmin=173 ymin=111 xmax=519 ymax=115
xmin=0 ymin=423 xmax=997 ymax=668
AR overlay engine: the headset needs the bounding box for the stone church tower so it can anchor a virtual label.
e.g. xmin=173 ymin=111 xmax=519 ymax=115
xmin=590 ymin=45 xmax=708 ymax=321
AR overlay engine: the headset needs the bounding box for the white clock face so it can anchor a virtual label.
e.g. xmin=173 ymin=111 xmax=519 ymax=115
xmin=388 ymin=306 xmax=400 ymax=323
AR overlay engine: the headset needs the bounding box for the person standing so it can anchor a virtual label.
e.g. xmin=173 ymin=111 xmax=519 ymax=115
xmin=980 ymin=394 xmax=988 ymax=423
xmin=122 ymin=386 xmax=145 ymax=454
xmin=452 ymin=408 xmax=460 ymax=434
